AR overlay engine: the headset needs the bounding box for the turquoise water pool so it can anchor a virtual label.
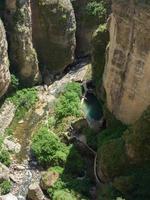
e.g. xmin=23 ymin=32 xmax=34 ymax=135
xmin=82 ymin=93 xmax=103 ymax=121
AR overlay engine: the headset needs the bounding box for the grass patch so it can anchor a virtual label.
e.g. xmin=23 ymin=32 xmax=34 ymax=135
xmin=8 ymin=88 xmax=37 ymax=120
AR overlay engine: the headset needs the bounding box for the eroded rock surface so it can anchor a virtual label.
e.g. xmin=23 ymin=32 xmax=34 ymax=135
xmin=5 ymin=0 xmax=40 ymax=86
xmin=103 ymin=0 xmax=150 ymax=124
xmin=0 ymin=18 xmax=10 ymax=97
xmin=31 ymin=0 xmax=76 ymax=73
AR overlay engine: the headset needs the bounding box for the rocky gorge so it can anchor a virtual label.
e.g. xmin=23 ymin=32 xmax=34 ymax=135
xmin=0 ymin=0 xmax=150 ymax=200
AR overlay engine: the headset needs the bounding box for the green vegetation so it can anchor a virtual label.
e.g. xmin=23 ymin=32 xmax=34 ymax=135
xmin=0 ymin=150 xmax=11 ymax=167
xmin=5 ymin=128 xmax=13 ymax=136
xmin=92 ymin=24 xmax=108 ymax=89
xmin=32 ymin=126 xmax=92 ymax=199
xmin=55 ymin=82 xmax=82 ymax=122
xmin=0 ymin=180 xmax=12 ymax=195
xmin=86 ymin=0 xmax=107 ymax=21
xmin=8 ymin=88 xmax=37 ymax=120
xmin=31 ymin=127 xmax=69 ymax=167
xmin=31 ymin=82 xmax=93 ymax=199
xmin=48 ymin=168 xmax=92 ymax=200
xmin=0 ymin=137 xmax=11 ymax=166
xmin=10 ymin=74 xmax=19 ymax=90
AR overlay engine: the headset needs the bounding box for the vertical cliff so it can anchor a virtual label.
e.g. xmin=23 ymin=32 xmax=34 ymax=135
xmin=103 ymin=0 xmax=150 ymax=124
xmin=5 ymin=0 xmax=41 ymax=86
xmin=0 ymin=18 xmax=10 ymax=97
xmin=31 ymin=0 xmax=76 ymax=73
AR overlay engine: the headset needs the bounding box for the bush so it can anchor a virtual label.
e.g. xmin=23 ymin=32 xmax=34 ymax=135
xmin=0 ymin=137 xmax=11 ymax=166
xmin=31 ymin=127 xmax=69 ymax=167
xmin=52 ymin=190 xmax=76 ymax=200
xmin=8 ymin=88 xmax=37 ymax=120
xmin=10 ymin=74 xmax=19 ymax=90
xmin=86 ymin=0 xmax=106 ymax=22
xmin=64 ymin=146 xmax=85 ymax=175
xmin=0 ymin=150 xmax=11 ymax=167
xmin=48 ymin=174 xmax=92 ymax=199
xmin=55 ymin=82 xmax=82 ymax=121
xmin=0 ymin=180 xmax=12 ymax=195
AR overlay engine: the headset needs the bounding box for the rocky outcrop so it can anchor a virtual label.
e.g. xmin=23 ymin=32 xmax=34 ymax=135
xmin=72 ymin=0 xmax=107 ymax=57
xmin=40 ymin=170 xmax=59 ymax=191
xmin=0 ymin=194 xmax=18 ymax=200
xmin=31 ymin=0 xmax=76 ymax=74
xmin=0 ymin=18 xmax=10 ymax=97
xmin=103 ymin=0 xmax=150 ymax=124
xmin=5 ymin=0 xmax=40 ymax=86
xmin=0 ymin=101 xmax=16 ymax=135
xmin=28 ymin=183 xmax=45 ymax=200
xmin=0 ymin=163 xmax=10 ymax=182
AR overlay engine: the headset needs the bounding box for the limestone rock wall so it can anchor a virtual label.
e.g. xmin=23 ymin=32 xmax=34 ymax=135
xmin=31 ymin=0 xmax=76 ymax=73
xmin=0 ymin=18 xmax=10 ymax=97
xmin=72 ymin=0 xmax=101 ymax=57
xmin=103 ymin=0 xmax=150 ymax=124
xmin=5 ymin=0 xmax=41 ymax=86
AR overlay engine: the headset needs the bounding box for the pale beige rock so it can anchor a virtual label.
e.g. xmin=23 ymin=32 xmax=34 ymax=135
xmin=0 ymin=19 xmax=10 ymax=98
xmin=103 ymin=0 xmax=150 ymax=124
xmin=0 ymin=163 xmax=9 ymax=182
xmin=0 ymin=101 xmax=16 ymax=135
xmin=0 ymin=194 xmax=18 ymax=200
xmin=40 ymin=170 xmax=59 ymax=191
xmin=28 ymin=183 xmax=45 ymax=200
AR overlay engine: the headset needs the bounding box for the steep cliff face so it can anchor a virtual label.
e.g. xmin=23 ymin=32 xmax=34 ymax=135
xmin=0 ymin=18 xmax=10 ymax=97
xmin=103 ymin=0 xmax=150 ymax=124
xmin=31 ymin=0 xmax=76 ymax=73
xmin=5 ymin=0 xmax=41 ymax=86
xmin=72 ymin=0 xmax=107 ymax=57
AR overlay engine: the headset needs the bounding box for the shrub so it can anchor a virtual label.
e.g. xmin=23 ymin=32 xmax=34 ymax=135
xmin=0 ymin=149 xmax=11 ymax=167
xmin=0 ymin=137 xmax=11 ymax=166
xmin=85 ymin=0 xmax=106 ymax=23
xmin=10 ymin=74 xmax=19 ymax=90
xmin=31 ymin=127 xmax=69 ymax=166
xmin=55 ymin=82 xmax=82 ymax=121
xmin=0 ymin=180 xmax=12 ymax=195
xmin=8 ymin=88 xmax=37 ymax=120
xmin=52 ymin=190 xmax=76 ymax=200
xmin=64 ymin=146 xmax=85 ymax=175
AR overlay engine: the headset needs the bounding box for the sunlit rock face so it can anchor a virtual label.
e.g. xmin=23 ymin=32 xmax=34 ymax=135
xmin=103 ymin=0 xmax=150 ymax=124
xmin=31 ymin=0 xmax=76 ymax=74
xmin=0 ymin=18 xmax=10 ymax=97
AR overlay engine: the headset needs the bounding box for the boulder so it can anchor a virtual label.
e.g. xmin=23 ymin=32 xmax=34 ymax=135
xmin=31 ymin=0 xmax=76 ymax=74
xmin=28 ymin=183 xmax=45 ymax=200
xmin=0 ymin=194 xmax=17 ymax=200
xmin=40 ymin=170 xmax=59 ymax=191
xmin=4 ymin=139 xmax=21 ymax=153
xmin=0 ymin=163 xmax=9 ymax=182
